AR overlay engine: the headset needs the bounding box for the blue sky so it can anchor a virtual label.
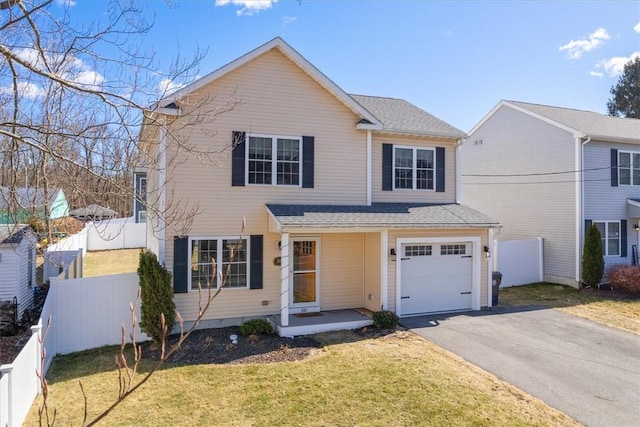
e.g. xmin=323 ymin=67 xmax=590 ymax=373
xmin=63 ymin=0 xmax=639 ymax=132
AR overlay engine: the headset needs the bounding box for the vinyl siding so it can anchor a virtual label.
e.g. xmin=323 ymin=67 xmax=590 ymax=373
xmin=584 ymin=140 xmax=640 ymax=269
xmin=0 ymin=236 xmax=35 ymax=317
xmin=461 ymin=106 xmax=578 ymax=285
xmin=372 ymin=134 xmax=457 ymax=203
xmin=387 ymin=228 xmax=489 ymax=312
xmin=320 ymin=233 xmax=364 ymax=310
xmin=363 ymin=232 xmax=381 ymax=311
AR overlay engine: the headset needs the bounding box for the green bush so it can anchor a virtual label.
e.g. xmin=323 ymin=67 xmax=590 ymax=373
xmin=582 ymin=224 xmax=604 ymax=287
xmin=240 ymin=318 xmax=273 ymax=336
xmin=372 ymin=310 xmax=399 ymax=329
xmin=138 ymin=250 xmax=176 ymax=344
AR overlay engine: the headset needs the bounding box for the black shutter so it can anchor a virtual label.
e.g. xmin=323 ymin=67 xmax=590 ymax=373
xmin=382 ymin=143 xmax=393 ymax=191
xmin=621 ymin=220 xmax=627 ymax=257
xmin=173 ymin=236 xmax=189 ymax=293
xmin=232 ymin=131 xmax=246 ymax=186
xmin=585 ymin=219 xmax=592 ymax=234
xmin=435 ymin=147 xmax=445 ymax=192
xmin=302 ymin=136 xmax=314 ymax=188
xmin=611 ymin=149 xmax=618 ymax=187
xmin=249 ymin=235 xmax=263 ymax=289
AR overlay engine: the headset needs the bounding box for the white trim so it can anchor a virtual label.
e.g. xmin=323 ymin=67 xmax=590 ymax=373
xmin=487 ymin=228 xmax=493 ymax=307
xmin=245 ymin=133 xmax=303 ymax=187
xmin=592 ymin=220 xmax=622 ymax=257
xmin=155 ymin=37 xmax=382 ymax=127
xmin=455 ymin=139 xmax=462 ymax=204
xmin=158 ymin=121 xmax=167 ymax=264
xmin=392 ymin=145 xmax=436 ymax=191
xmin=187 ymin=236 xmax=250 ymax=292
xmin=576 ymin=137 xmax=583 ymax=282
xmin=617 ymin=150 xmax=640 ymax=186
xmin=366 ymin=130 xmax=372 ymax=206
xmin=380 ymin=229 xmax=389 ymax=311
xmin=395 ymin=236 xmax=482 ymax=316
xmin=280 ymin=233 xmax=289 ymax=327
xmin=289 ymin=236 xmax=321 ymax=313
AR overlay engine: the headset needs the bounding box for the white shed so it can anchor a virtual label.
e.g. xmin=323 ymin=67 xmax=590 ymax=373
xmin=0 ymin=224 xmax=37 ymax=318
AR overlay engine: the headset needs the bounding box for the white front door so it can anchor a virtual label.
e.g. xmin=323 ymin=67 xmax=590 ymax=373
xmin=290 ymin=238 xmax=320 ymax=313
xmin=400 ymin=242 xmax=473 ymax=316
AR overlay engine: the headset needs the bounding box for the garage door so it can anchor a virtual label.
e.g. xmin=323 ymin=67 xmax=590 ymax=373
xmin=400 ymin=242 xmax=472 ymax=316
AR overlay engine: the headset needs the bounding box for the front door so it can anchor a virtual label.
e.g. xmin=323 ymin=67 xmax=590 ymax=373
xmin=290 ymin=238 xmax=320 ymax=313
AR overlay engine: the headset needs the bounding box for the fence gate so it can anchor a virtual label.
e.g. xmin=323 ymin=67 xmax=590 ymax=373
xmin=493 ymin=238 xmax=544 ymax=287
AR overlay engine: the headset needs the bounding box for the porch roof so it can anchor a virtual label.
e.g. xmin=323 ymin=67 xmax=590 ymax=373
xmin=628 ymin=198 xmax=640 ymax=218
xmin=266 ymin=203 xmax=500 ymax=231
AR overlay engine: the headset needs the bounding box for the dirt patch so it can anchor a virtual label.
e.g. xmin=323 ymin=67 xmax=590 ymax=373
xmin=142 ymin=326 xmax=395 ymax=366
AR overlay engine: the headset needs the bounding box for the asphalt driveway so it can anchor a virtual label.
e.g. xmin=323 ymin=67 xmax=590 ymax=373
xmin=401 ymin=306 xmax=640 ymax=427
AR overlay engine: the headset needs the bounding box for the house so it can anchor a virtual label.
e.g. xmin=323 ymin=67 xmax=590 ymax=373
xmin=139 ymin=38 xmax=499 ymax=336
xmin=0 ymin=187 xmax=69 ymax=224
xmin=0 ymin=224 xmax=36 ymax=318
xmin=69 ymin=204 xmax=118 ymax=222
xmin=461 ymin=100 xmax=640 ymax=288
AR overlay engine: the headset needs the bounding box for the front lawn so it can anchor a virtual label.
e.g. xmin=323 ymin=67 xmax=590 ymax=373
xmin=500 ymin=283 xmax=640 ymax=335
xmin=26 ymin=331 xmax=578 ymax=426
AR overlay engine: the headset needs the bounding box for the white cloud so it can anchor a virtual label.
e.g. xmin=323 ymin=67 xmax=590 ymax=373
xmin=589 ymin=71 xmax=604 ymax=78
xmin=634 ymin=22 xmax=640 ymax=33
xmin=0 ymin=81 xmax=45 ymax=99
xmin=596 ymin=51 xmax=640 ymax=77
xmin=215 ymin=0 xmax=278 ymax=16
xmin=55 ymin=0 xmax=77 ymax=6
xmin=73 ymin=70 xmax=105 ymax=87
xmin=158 ymin=78 xmax=187 ymax=95
xmin=559 ymin=27 xmax=610 ymax=59
xmin=282 ymin=16 xmax=297 ymax=28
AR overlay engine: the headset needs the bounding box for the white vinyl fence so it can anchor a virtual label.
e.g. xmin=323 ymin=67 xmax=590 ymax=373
xmin=0 ymin=273 xmax=145 ymax=426
xmin=493 ymin=238 xmax=544 ymax=287
xmin=47 ymin=217 xmax=145 ymax=253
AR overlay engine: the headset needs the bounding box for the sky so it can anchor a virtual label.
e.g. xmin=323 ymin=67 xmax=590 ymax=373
xmin=59 ymin=0 xmax=639 ymax=132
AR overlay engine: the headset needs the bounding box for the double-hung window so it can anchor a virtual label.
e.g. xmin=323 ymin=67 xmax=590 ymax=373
xmin=619 ymin=151 xmax=640 ymax=186
xmin=247 ymin=135 xmax=301 ymax=186
xmin=393 ymin=146 xmax=434 ymax=190
xmin=594 ymin=221 xmax=620 ymax=257
xmin=190 ymin=238 xmax=248 ymax=289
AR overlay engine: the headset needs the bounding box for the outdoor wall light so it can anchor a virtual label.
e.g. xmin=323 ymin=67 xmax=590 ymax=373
xmin=484 ymin=245 xmax=491 ymax=258
xmin=635 ymin=223 xmax=640 ymax=232
xmin=390 ymin=248 xmax=396 ymax=261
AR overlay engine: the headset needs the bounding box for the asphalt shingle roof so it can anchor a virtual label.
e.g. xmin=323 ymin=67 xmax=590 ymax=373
xmin=508 ymin=101 xmax=640 ymax=142
xmin=351 ymin=95 xmax=466 ymax=139
xmin=0 ymin=224 xmax=30 ymax=244
xmin=267 ymin=203 xmax=499 ymax=229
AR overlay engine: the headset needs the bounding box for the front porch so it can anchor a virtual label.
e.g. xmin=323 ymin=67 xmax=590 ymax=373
xmin=270 ymin=309 xmax=373 ymax=337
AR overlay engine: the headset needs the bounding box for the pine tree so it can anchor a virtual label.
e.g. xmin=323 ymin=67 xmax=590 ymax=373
xmin=582 ymin=225 xmax=605 ymax=287
xmin=138 ymin=250 xmax=176 ymax=344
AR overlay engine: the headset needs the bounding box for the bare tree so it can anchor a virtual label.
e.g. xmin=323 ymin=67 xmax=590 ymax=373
xmin=0 ymin=0 xmax=237 ymax=243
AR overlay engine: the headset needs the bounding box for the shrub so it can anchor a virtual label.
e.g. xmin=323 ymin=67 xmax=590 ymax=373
xmin=608 ymin=265 xmax=640 ymax=295
xmin=372 ymin=310 xmax=399 ymax=329
xmin=240 ymin=318 xmax=273 ymax=336
xmin=582 ymin=224 xmax=604 ymax=287
xmin=138 ymin=250 xmax=176 ymax=344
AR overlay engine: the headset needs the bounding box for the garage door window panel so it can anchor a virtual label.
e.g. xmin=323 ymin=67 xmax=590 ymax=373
xmin=405 ymin=245 xmax=432 ymax=256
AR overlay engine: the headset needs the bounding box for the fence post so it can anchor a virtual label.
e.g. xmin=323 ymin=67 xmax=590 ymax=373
xmin=31 ymin=321 xmax=43 ymax=395
xmin=0 ymin=364 xmax=14 ymax=426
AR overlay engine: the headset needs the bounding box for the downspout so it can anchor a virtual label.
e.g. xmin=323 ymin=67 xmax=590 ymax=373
xmin=577 ymin=136 xmax=591 ymax=285
xmin=455 ymin=138 xmax=466 ymax=204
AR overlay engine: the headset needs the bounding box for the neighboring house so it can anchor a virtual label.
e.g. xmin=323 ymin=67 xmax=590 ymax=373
xmin=0 ymin=187 xmax=69 ymax=224
xmin=461 ymin=100 xmax=640 ymax=287
xmin=133 ymin=171 xmax=147 ymax=223
xmin=0 ymin=224 xmax=36 ymax=317
xmin=140 ymin=37 xmax=499 ymax=336
xmin=70 ymin=204 xmax=118 ymax=222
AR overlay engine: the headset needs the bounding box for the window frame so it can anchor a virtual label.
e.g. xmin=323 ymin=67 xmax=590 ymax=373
xmin=618 ymin=150 xmax=640 ymax=186
xmin=188 ymin=236 xmax=250 ymax=291
xmin=593 ymin=221 xmax=621 ymax=257
xmin=245 ymin=133 xmax=303 ymax=187
xmin=392 ymin=145 xmax=436 ymax=191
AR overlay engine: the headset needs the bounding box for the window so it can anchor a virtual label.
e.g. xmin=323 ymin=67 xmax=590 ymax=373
xmin=190 ymin=238 xmax=248 ymax=289
xmin=27 ymin=247 xmax=34 ymax=287
xmin=594 ymin=221 xmax=620 ymax=256
xmin=441 ymin=244 xmax=466 ymax=255
xmin=393 ymin=146 xmax=434 ymax=190
xmin=619 ymin=151 xmax=640 ymax=186
xmin=405 ymin=245 xmax=432 ymax=256
xmin=247 ymin=135 xmax=301 ymax=186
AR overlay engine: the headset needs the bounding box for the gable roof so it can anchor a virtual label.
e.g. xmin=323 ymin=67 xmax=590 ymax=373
xmin=0 ymin=224 xmax=31 ymax=244
xmin=0 ymin=187 xmax=64 ymax=211
xmin=470 ymin=100 xmax=640 ymax=144
xmin=351 ymin=95 xmax=466 ymax=139
xmin=69 ymin=204 xmax=118 ymax=218
xmin=155 ymin=37 xmax=383 ymax=129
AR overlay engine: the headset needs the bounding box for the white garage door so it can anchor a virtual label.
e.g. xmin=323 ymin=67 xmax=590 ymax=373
xmin=400 ymin=242 xmax=472 ymax=316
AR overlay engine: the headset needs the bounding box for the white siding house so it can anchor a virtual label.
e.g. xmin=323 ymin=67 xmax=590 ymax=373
xmin=461 ymin=101 xmax=640 ymax=287
xmin=0 ymin=225 xmax=37 ymax=317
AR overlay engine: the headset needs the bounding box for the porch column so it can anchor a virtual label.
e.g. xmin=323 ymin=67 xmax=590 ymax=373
xmin=380 ymin=229 xmax=388 ymax=311
xmin=280 ymin=232 xmax=289 ymax=326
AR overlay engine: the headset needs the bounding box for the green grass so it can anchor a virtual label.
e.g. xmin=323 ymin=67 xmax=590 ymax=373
xmin=500 ymin=282 xmax=640 ymax=335
xmin=83 ymin=249 xmax=141 ymax=277
xmin=26 ymin=332 xmax=578 ymax=426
